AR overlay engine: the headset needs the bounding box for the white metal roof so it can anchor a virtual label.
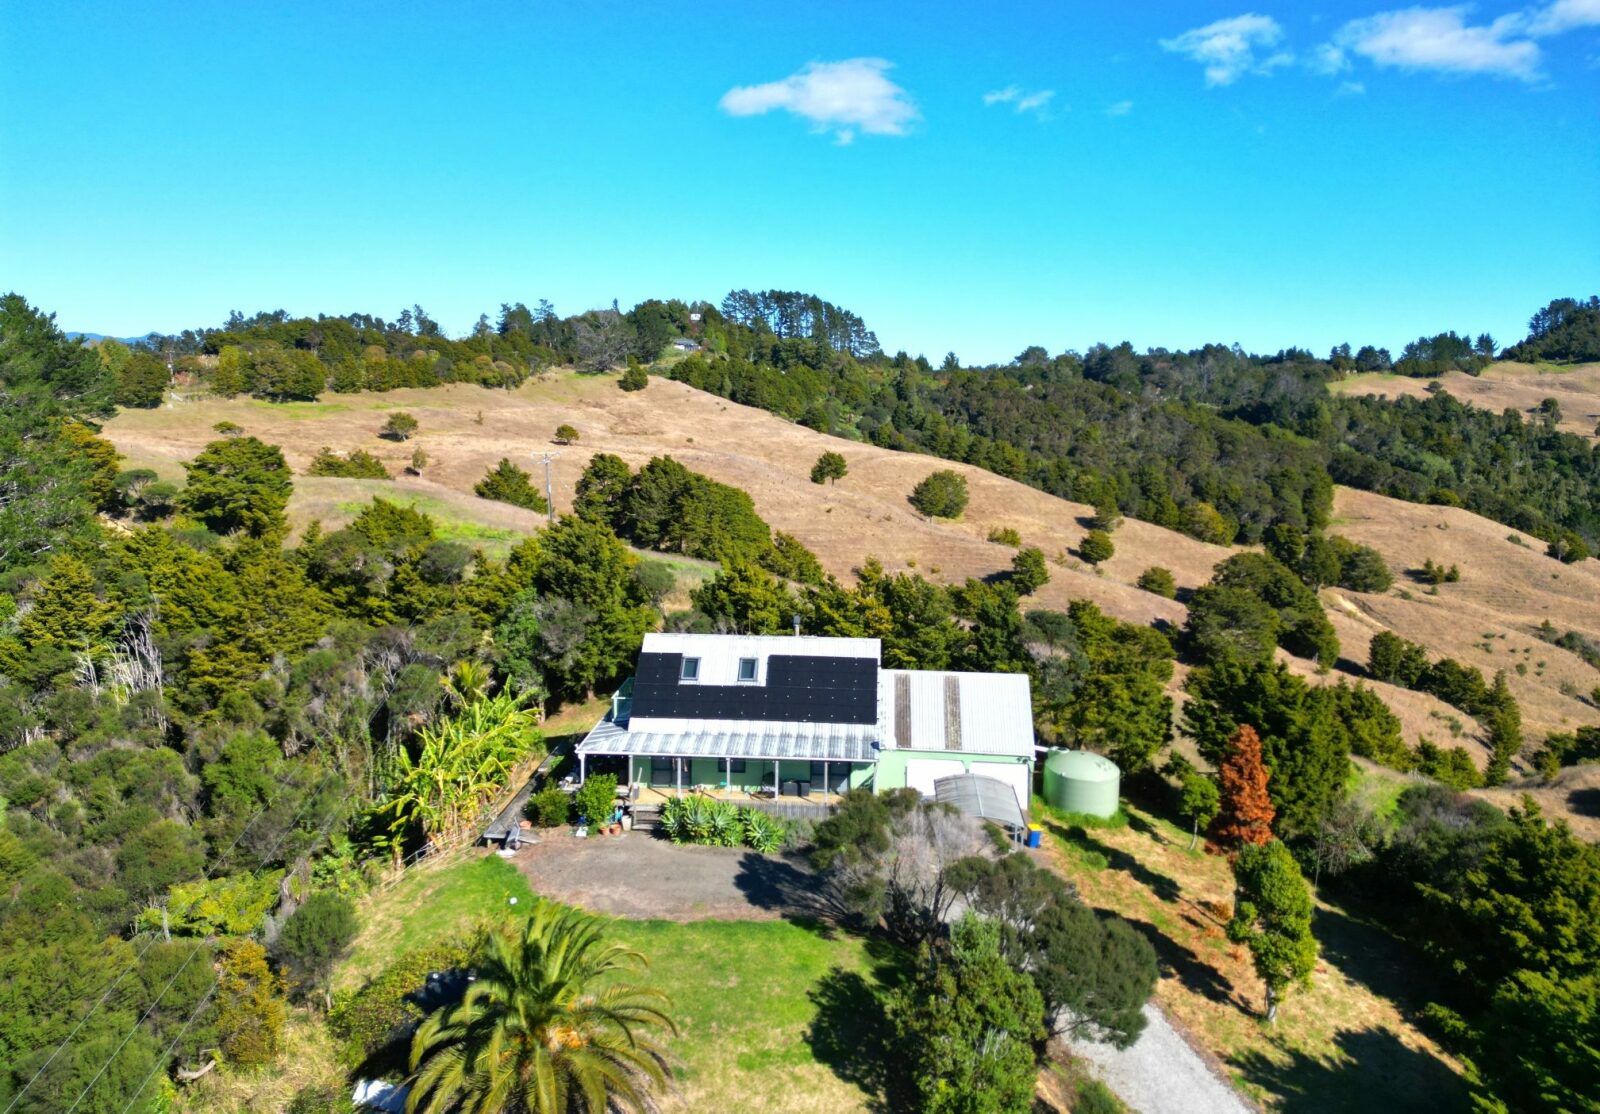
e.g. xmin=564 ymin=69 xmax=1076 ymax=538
xmin=880 ymin=669 xmax=1035 ymax=758
xmin=639 ymin=632 xmax=880 ymax=688
xmin=577 ymin=715 xmax=878 ymax=762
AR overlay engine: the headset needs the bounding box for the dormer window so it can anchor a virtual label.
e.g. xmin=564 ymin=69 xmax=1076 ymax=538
xmin=680 ymin=657 xmax=700 ymax=681
xmin=737 ymin=657 xmax=759 ymax=683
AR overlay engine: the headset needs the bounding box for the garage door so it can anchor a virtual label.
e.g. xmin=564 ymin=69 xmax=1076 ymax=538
xmin=904 ymin=758 xmax=968 ymax=797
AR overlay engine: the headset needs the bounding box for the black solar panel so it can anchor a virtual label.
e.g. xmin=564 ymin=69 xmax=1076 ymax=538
xmin=630 ymin=652 xmax=879 ymax=724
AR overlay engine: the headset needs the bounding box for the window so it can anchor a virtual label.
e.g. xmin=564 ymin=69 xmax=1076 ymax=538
xmin=728 ymin=759 xmax=747 ymax=774
xmin=680 ymin=657 xmax=700 ymax=681
xmin=737 ymin=657 xmax=758 ymax=683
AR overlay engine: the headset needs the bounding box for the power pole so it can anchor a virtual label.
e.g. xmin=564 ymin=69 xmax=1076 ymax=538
xmin=533 ymin=452 xmax=559 ymax=525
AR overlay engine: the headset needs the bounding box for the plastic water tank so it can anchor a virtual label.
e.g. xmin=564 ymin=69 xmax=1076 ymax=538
xmin=1042 ymin=750 xmax=1121 ymax=818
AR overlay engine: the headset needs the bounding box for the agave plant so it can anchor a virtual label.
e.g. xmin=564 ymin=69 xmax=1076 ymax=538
xmin=706 ymin=800 xmax=740 ymax=847
xmin=683 ymin=796 xmax=716 ymax=843
xmin=658 ymin=797 xmax=687 ymax=844
xmin=741 ymin=809 xmax=786 ymax=854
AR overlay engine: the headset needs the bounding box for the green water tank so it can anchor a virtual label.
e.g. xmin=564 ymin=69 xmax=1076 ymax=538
xmin=1042 ymin=750 xmax=1121 ymax=818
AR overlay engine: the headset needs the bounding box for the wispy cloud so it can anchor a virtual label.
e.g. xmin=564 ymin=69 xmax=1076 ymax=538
xmin=1337 ymin=80 xmax=1368 ymax=94
xmin=719 ymin=58 xmax=918 ymax=142
xmin=1160 ymin=13 xmax=1294 ymax=86
xmin=983 ymin=85 xmax=1057 ymax=117
xmin=1326 ymin=7 xmax=1542 ymax=81
xmin=1523 ymin=0 xmax=1600 ymax=35
xmin=1106 ymin=100 xmax=1135 ymax=116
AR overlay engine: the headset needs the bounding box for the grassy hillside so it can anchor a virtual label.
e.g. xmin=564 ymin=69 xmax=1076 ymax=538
xmin=103 ymin=370 xmax=1600 ymax=830
xmin=1330 ymin=360 xmax=1600 ymax=443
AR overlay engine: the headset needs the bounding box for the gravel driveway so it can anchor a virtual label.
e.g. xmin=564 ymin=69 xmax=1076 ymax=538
xmin=510 ymin=833 xmax=825 ymax=922
xmin=1065 ymin=1003 xmax=1254 ymax=1114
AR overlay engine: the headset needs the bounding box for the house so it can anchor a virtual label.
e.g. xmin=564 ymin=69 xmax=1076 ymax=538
xmin=670 ymin=337 xmax=701 ymax=352
xmin=575 ymin=632 xmax=1036 ymax=818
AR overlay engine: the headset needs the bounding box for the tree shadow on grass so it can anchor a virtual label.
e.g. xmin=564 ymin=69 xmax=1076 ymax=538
xmin=1105 ymin=907 xmax=1244 ymax=1011
xmin=804 ymin=959 xmax=916 ymax=1114
xmin=1310 ymin=902 xmax=1451 ymax=1022
xmin=1567 ymin=786 xmax=1600 ymax=816
xmin=1042 ymin=820 xmax=1183 ymax=904
xmin=1231 ymin=1026 xmax=1471 ymax=1113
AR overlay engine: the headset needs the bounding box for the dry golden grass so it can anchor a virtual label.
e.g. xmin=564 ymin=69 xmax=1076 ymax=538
xmin=1329 ymin=360 xmax=1600 ymax=442
xmin=1035 ymin=800 xmax=1471 ymax=1113
xmin=177 ymin=1012 xmax=346 ymax=1113
xmin=102 ymin=371 xmax=1600 ymax=830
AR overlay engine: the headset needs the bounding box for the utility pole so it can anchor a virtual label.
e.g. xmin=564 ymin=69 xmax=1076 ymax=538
xmin=533 ymin=452 xmax=559 ymax=525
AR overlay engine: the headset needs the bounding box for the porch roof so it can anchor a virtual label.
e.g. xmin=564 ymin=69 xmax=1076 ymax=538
xmin=576 ymin=715 xmax=878 ymax=763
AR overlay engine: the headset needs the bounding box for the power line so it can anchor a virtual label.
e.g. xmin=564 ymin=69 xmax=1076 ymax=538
xmin=3 ymin=779 xmax=313 ymax=1114
xmin=118 ymin=981 xmax=219 ymax=1114
xmin=61 ymin=791 xmax=344 ymax=1114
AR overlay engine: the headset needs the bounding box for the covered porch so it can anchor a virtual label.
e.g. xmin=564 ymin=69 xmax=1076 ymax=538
xmin=575 ymin=715 xmax=878 ymax=804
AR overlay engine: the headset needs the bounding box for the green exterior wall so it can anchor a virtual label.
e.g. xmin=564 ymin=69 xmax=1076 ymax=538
xmin=872 ymin=749 xmax=1033 ymax=790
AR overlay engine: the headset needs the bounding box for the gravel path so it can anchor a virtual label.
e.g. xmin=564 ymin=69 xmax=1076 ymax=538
xmin=1065 ymin=1004 xmax=1254 ymax=1114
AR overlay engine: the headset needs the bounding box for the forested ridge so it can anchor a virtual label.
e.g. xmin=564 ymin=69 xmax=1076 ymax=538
xmin=112 ymin=290 xmax=1600 ymax=552
xmin=6 ymin=285 xmax=1600 ymax=1113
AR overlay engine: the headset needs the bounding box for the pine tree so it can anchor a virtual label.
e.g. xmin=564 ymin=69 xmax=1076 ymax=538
xmin=1207 ymin=725 xmax=1275 ymax=853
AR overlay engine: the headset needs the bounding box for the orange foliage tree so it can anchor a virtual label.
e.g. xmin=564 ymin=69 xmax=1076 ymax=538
xmin=1206 ymin=724 xmax=1275 ymax=853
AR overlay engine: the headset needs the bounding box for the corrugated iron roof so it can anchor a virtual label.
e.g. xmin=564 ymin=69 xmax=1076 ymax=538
xmin=935 ymin=772 xmax=1028 ymax=830
xmin=879 ymin=669 xmax=1034 ymax=757
xmin=577 ymin=716 xmax=878 ymax=762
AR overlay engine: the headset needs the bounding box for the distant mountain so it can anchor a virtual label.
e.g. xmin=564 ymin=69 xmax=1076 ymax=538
xmin=66 ymin=331 xmax=152 ymax=344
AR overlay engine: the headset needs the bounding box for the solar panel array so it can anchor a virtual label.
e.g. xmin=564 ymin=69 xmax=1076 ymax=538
xmin=631 ymin=652 xmax=878 ymax=724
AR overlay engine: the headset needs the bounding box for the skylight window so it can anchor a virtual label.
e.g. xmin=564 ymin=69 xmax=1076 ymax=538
xmin=680 ymin=657 xmax=700 ymax=681
xmin=737 ymin=657 xmax=758 ymax=682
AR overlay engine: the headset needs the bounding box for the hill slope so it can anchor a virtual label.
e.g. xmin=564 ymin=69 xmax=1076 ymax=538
xmin=104 ymin=372 xmax=1600 ymax=808
xmin=1330 ymin=360 xmax=1600 ymax=442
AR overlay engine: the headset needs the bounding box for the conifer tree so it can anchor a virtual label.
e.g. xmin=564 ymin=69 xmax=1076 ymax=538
xmin=1207 ymin=724 xmax=1275 ymax=853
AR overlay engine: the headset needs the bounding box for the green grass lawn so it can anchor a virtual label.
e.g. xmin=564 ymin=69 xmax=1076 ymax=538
xmin=339 ymin=852 xmax=893 ymax=1113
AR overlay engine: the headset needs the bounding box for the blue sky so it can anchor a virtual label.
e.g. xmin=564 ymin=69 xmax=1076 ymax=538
xmin=3 ymin=1 xmax=1597 ymax=364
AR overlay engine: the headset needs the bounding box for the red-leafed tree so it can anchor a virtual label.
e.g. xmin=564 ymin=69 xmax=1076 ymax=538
xmin=1206 ymin=724 xmax=1275 ymax=853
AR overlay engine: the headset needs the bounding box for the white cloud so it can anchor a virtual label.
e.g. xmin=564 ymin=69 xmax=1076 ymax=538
xmin=1160 ymin=14 xmax=1294 ymax=86
xmin=1338 ymin=79 xmax=1368 ymax=94
xmin=719 ymin=58 xmax=918 ymax=139
xmin=1309 ymin=42 xmax=1351 ymax=74
xmin=983 ymin=86 xmax=1057 ymax=117
xmin=1523 ymin=0 xmax=1600 ymax=35
xmin=1331 ymin=7 xmax=1542 ymax=81
xmin=1106 ymin=99 xmax=1135 ymax=116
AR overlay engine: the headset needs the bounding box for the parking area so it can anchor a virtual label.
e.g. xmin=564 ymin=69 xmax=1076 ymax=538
xmin=509 ymin=833 xmax=825 ymax=922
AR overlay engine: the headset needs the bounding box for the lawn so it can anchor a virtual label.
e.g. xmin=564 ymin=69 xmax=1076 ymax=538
xmin=338 ymin=852 xmax=891 ymax=1113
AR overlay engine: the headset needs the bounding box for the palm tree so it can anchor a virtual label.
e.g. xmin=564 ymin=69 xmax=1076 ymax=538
xmin=407 ymin=905 xmax=675 ymax=1113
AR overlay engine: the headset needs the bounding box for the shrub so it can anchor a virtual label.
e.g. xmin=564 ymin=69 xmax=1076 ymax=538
xmin=526 ymin=784 xmax=572 ymax=828
xmin=327 ymin=941 xmax=471 ymax=1066
xmin=987 ymin=526 xmax=1022 ymax=547
xmin=1009 ymin=546 xmax=1050 ymax=594
xmin=215 ymin=939 xmax=288 ymax=1067
xmin=474 ymin=458 xmax=547 ymax=511
xmin=381 ymin=412 xmax=419 ymax=441
xmin=407 ymin=447 xmax=428 ymax=475
xmin=619 ymin=362 xmax=648 ymax=391
xmin=1079 ymin=530 xmax=1115 ymax=565
xmin=554 ymin=423 xmax=579 ymax=444
xmin=909 ymin=470 xmax=969 ymax=519
xmin=308 ymin=447 xmax=391 ymax=479
xmin=810 ymin=450 xmax=848 ymax=485
xmin=573 ymin=773 xmax=618 ymax=828
xmin=1074 ymin=1079 xmax=1126 ymax=1114
xmin=1137 ymin=566 xmax=1176 ymax=598
xmin=1417 ymin=558 xmax=1460 ymax=585
xmin=275 ymin=892 xmax=359 ymax=1002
